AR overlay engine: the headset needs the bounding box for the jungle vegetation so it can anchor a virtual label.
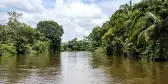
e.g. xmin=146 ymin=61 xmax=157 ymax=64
xmin=1 ymin=0 xmax=168 ymax=61
xmin=0 ymin=11 xmax=64 ymax=56
xmin=87 ymin=0 xmax=168 ymax=61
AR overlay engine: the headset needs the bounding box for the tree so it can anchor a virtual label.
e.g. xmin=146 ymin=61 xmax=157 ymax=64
xmin=88 ymin=26 xmax=105 ymax=49
xmin=37 ymin=21 xmax=64 ymax=51
xmin=0 ymin=11 xmax=52 ymax=55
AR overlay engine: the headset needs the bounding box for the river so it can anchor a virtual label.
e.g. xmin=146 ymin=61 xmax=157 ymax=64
xmin=0 ymin=51 xmax=167 ymax=84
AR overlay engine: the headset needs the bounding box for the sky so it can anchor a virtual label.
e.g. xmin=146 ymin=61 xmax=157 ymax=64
xmin=0 ymin=0 xmax=141 ymax=42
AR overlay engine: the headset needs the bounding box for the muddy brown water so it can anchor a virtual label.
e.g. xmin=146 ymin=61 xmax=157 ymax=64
xmin=0 ymin=51 xmax=167 ymax=84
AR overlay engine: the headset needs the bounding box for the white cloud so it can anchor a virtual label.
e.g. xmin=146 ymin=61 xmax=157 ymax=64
xmin=77 ymin=37 xmax=84 ymax=41
xmin=75 ymin=27 xmax=84 ymax=33
xmin=84 ymin=31 xmax=90 ymax=36
xmin=0 ymin=12 xmax=8 ymax=25
xmin=0 ymin=0 xmax=141 ymax=42
xmin=0 ymin=0 xmax=44 ymax=13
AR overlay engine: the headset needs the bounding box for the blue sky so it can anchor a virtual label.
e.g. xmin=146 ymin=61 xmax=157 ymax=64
xmin=42 ymin=0 xmax=56 ymax=8
xmin=0 ymin=0 xmax=141 ymax=42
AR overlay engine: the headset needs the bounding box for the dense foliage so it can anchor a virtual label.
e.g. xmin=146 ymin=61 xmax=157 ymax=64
xmin=0 ymin=11 xmax=64 ymax=56
xmin=88 ymin=0 xmax=168 ymax=61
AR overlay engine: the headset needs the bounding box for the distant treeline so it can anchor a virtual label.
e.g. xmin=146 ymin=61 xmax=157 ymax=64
xmin=0 ymin=11 xmax=64 ymax=56
xmin=61 ymin=38 xmax=94 ymax=51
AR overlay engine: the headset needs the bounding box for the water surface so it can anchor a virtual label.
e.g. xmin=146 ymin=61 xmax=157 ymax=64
xmin=0 ymin=51 xmax=168 ymax=84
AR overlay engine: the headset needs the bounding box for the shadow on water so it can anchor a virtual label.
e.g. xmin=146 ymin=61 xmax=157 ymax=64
xmin=0 ymin=51 xmax=61 ymax=84
xmin=90 ymin=52 xmax=168 ymax=84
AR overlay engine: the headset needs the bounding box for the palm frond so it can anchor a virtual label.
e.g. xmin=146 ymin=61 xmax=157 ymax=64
xmin=102 ymin=27 xmax=116 ymax=40
xmin=137 ymin=24 xmax=155 ymax=44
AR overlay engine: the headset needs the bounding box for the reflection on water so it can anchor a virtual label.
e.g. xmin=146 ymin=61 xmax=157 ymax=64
xmin=0 ymin=51 xmax=168 ymax=84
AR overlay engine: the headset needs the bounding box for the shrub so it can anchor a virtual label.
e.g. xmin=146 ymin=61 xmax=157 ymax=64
xmin=32 ymin=41 xmax=49 ymax=52
xmin=0 ymin=44 xmax=16 ymax=56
